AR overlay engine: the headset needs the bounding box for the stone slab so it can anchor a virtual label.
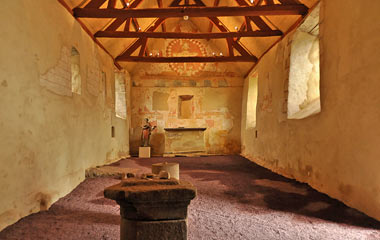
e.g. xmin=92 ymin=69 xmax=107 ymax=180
xmin=104 ymin=179 xmax=196 ymax=203
xmin=139 ymin=147 xmax=151 ymax=158
xmin=85 ymin=166 xmax=139 ymax=179
xmin=104 ymin=179 xmax=196 ymax=220
xmin=121 ymin=219 xmax=187 ymax=240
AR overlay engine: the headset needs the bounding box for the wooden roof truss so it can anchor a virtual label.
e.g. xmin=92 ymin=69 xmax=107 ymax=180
xmin=71 ymin=0 xmax=308 ymax=64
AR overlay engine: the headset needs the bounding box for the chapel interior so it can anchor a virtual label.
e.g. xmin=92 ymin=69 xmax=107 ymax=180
xmin=1 ymin=0 xmax=380 ymax=239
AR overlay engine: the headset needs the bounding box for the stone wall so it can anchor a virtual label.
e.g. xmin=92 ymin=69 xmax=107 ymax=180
xmin=128 ymin=20 xmax=244 ymax=156
xmin=0 ymin=0 xmax=130 ymax=230
xmin=130 ymin=79 xmax=243 ymax=156
xmin=241 ymin=0 xmax=380 ymax=221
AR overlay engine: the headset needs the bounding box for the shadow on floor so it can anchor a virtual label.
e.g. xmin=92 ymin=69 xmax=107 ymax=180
xmin=126 ymin=155 xmax=380 ymax=229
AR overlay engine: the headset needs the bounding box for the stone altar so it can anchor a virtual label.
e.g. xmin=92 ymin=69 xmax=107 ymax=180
xmin=164 ymin=127 xmax=206 ymax=156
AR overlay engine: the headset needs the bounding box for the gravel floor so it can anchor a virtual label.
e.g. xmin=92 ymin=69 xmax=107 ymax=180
xmin=1 ymin=155 xmax=380 ymax=240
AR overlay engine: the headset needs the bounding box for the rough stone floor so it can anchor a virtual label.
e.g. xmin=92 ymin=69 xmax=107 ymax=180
xmin=1 ymin=155 xmax=380 ymax=240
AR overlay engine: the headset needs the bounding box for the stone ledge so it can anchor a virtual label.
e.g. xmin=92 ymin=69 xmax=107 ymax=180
xmin=85 ymin=166 xmax=140 ymax=179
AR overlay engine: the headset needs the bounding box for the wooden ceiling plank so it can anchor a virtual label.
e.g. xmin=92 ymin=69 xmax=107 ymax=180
xmin=116 ymin=56 xmax=257 ymax=62
xmin=74 ymin=5 xmax=309 ymax=18
xmin=84 ymin=0 xmax=107 ymax=8
xmin=95 ymin=30 xmax=283 ymax=38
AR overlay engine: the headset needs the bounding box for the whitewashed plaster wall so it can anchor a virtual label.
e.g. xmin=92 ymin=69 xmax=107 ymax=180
xmin=0 ymin=0 xmax=130 ymax=230
xmin=241 ymin=0 xmax=380 ymax=221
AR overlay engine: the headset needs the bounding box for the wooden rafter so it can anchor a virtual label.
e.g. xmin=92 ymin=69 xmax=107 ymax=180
xmin=138 ymin=37 xmax=148 ymax=56
xmin=194 ymin=0 xmax=255 ymax=58
xmin=234 ymin=0 xmax=273 ymax=31
xmin=107 ymin=0 xmax=116 ymax=9
xmin=116 ymin=17 xmax=167 ymax=59
xmin=116 ymin=56 xmax=257 ymax=62
xmin=73 ymin=5 xmax=309 ymax=18
xmin=208 ymin=0 xmax=220 ymax=33
xmin=102 ymin=0 xmax=143 ymax=32
xmin=156 ymin=0 xmax=166 ymax=32
xmin=94 ymin=30 xmax=283 ymax=38
xmin=76 ymin=0 xmax=309 ymax=64
xmin=84 ymin=0 xmax=107 ymax=8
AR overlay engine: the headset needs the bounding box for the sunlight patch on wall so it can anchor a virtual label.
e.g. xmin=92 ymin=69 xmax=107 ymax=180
xmin=288 ymin=4 xmax=321 ymax=119
xmin=246 ymin=73 xmax=258 ymax=129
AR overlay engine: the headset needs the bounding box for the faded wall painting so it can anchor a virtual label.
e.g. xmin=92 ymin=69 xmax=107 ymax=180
xmin=129 ymin=20 xmax=244 ymax=156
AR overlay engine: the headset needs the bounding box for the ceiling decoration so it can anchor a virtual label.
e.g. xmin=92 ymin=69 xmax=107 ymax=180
xmin=60 ymin=0 xmax=317 ymax=73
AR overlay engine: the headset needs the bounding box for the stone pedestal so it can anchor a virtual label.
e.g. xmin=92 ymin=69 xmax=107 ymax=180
xmin=139 ymin=146 xmax=151 ymax=158
xmin=104 ymin=178 xmax=196 ymax=240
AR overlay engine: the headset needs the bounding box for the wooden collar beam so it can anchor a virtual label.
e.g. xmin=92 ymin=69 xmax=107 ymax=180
xmin=95 ymin=30 xmax=283 ymax=39
xmin=116 ymin=56 xmax=258 ymax=62
xmin=73 ymin=4 xmax=308 ymax=19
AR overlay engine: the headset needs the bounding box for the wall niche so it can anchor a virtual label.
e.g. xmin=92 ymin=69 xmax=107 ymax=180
xmin=178 ymin=95 xmax=193 ymax=119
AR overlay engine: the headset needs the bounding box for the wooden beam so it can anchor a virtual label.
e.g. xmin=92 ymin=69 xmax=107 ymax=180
xmin=139 ymin=38 xmax=148 ymax=56
xmin=245 ymin=17 xmax=253 ymax=31
xmin=156 ymin=0 xmax=166 ymax=32
xmin=107 ymin=0 xmax=117 ymax=9
xmin=124 ymin=18 xmax=131 ymax=31
xmin=265 ymin=0 xmax=274 ymax=5
xmin=103 ymin=0 xmax=143 ymax=31
xmin=234 ymin=0 xmax=273 ymax=31
xmin=227 ymin=38 xmax=234 ymax=57
xmin=84 ymin=0 xmax=107 ymax=8
xmin=208 ymin=0 xmax=220 ymax=33
xmin=244 ymin=0 xmax=319 ymax=77
xmin=169 ymin=0 xmax=182 ymax=7
xmin=116 ymin=56 xmax=258 ymax=62
xmin=57 ymin=0 xmax=121 ymax=70
xmin=116 ymin=18 xmax=167 ymax=58
xmin=95 ymin=30 xmax=282 ymax=38
xmin=74 ymin=5 xmax=309 ymax=18
xmin=278 ymin=0 xmax=301 ymax=4
xmin=206 ymin=16 xmax=253 ymax=57
xmin=132 ymin=18 xmax=140 ymax=31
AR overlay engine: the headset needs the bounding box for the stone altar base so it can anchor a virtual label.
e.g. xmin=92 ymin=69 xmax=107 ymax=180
xmin=104 ymin=178 xmax=196 ymax=240
xmin=139 ymin=146 xmax=151 ymax=158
